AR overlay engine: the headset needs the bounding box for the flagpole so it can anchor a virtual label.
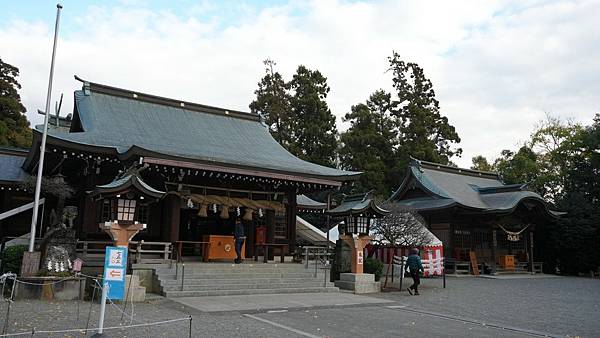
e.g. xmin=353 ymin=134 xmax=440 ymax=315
xmin=29 ymin=4 xmax=63 ymax=252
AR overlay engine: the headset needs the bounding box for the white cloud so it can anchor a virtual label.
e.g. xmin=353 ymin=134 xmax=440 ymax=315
xmin=1 ymin=0 xmax=598 ymax=170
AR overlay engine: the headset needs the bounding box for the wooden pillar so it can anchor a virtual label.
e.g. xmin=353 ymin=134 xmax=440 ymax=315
xmin=247 ymin=219 xmax=255 ymax=257
xmin=528 ymin=229 xmax=534 ymax=274
xmin=165 ymin=194 xmax=181 ymax=242
xmin=82 ymin=196 xmax=96 ymax=240
xmin=0 ymin=190 xmax=7 ymax=240
xmin=490 ymin=227 xmax=497 ymax=274
xmin=266 ymin=210 xmax=275 ymax=260
xmin=286 ymin=191 xmax=297 ymax=253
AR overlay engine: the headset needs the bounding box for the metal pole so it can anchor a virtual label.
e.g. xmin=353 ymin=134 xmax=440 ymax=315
xmin=305 ymin=247 xmax=309 ymax=269
xmin=314 ymin=250 xmax=318 ymax=278
xmin=29 ymin=3 xmax=63 ymax=252
xmin=180 ymin=264 xmax=185 ymax=291
xmin=443 ymin=265 xmax=446 ymax=288
xmin=399 ymin=257 xmax=404 ymax=291
xmin=188 ymin=315 xmax=192 ymax=338
xmin=97 ymin=281 xmax=108 ymax=335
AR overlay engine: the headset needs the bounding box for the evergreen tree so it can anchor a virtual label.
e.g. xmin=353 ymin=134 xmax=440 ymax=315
xmin=387 ymin=52 xmax=462 ymax=173
xmin=0 ymin=58 xmax=31 ymax=148
xmin=471 ymin=155 xmax=493 ymax=171
xmin=289 ymin=65 xmax=338 ymax=167
xmin=549 ymin=114 xmax=600 ymax=274
xmin=339 ymin=90 xmax=397 ymax=196
xmin=249 ymin=59 xmax=294 ymax=150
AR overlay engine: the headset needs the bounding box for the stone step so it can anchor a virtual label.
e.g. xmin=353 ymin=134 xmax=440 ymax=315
xmin=161 ymin=281 xmax=334 ymax=292
xmin=154 ymin=265 xmax=313 ymax=273
xmin=162 ymin=286 xmax=340 ymax=297
xmin=156 ymin=272 xmax=324 ymax=280
xmin=159 ymin=277 xmax=327 ymax=286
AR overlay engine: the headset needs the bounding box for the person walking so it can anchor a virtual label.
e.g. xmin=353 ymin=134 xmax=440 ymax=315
xmin=405 ymin=248 xmax=424 ymax=295
xmin=233 ymin=218 xmax=246 ymax=264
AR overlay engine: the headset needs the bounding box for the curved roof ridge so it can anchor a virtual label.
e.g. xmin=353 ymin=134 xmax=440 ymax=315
xmin=74 ymin=75 xmax=261 ymax=122
xmin=410 ymin=157 xmax=500 ymax=179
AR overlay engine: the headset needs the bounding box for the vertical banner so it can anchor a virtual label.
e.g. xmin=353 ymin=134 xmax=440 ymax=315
xmin=103 ymin=246 xmax=128 ymax=300
xmin=357 ymin=251 xmax=364 ymax=265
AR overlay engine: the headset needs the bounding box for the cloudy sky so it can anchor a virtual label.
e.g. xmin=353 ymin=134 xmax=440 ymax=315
xmin=1 ymin=0 xmax=598 ymax=168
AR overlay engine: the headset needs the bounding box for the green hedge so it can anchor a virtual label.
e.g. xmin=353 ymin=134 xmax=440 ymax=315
xmin=1 ymin=245 xmax=28 ymax=274
xmin=364 ymin=257 xmax=384 ymax=281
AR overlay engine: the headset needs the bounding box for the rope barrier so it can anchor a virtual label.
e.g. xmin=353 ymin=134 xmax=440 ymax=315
xmin=0 ymin=271 xmax=194 ymax=337
xmin=0 ymin=316 xmax=191 ymax=337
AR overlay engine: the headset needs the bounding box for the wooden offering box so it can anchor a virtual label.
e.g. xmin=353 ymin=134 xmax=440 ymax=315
xmin=498 ymin=255 xmax=515 ymax=270
xmin=203 ymin=235 xmax=245 ymax=261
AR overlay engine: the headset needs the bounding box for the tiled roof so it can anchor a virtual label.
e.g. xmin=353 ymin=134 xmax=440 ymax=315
xmin=36 ymin=78 xmax=359 ymax=181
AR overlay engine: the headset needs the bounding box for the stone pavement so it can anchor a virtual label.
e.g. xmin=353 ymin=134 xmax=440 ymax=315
xmin=171 ymin=292 xmax=392 ymax=312
xmin=0 ymin=275 xmax=598 ymax=337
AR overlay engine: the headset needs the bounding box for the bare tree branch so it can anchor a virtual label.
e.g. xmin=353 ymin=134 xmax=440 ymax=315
xmin=371 ymin=202 xmax=432 ymax=247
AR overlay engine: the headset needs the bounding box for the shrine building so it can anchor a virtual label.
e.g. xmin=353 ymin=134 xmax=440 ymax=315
xmin=1 ymin=77 xmax=359 ymax=262
xmin=389 ymin=158 xmax=562 ymax=274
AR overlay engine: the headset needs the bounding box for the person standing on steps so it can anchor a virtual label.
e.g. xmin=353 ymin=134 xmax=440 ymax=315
xmin=405 ymin=248 xmax=424 ymax=295
xmin=233 ymin=218 xmax=246 ymax=264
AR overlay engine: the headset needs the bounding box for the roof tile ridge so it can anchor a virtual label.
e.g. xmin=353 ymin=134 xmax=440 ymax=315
xmin=74 ymin=75 xmax=261 ymax=122
xmin=411 ymin=157 xmax=500 ymax=179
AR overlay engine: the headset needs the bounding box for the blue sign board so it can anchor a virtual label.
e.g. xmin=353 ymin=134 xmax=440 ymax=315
xmin=103 ymin=246 xmax=128 ymax=300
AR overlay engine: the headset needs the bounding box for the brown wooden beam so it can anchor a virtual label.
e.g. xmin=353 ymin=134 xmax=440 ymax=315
xmin=143 ymin=157 xmax=344 ymax=187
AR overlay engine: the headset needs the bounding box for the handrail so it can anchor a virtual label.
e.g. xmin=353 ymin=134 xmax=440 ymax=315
xmin=173 ymin=241 xmax=210 ymax=263
xmin=75 ymin=240 xmax=172 ymax=263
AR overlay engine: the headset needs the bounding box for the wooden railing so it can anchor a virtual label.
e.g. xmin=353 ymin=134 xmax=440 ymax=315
xmin=75 ymin=240 xmax=172 ymax=265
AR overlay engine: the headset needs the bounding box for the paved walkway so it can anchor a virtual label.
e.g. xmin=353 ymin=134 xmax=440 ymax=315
xmin=1 ymin=276 xmax=598 ymax=337
xmin=172 ymin=292 xmax=392 ymax=312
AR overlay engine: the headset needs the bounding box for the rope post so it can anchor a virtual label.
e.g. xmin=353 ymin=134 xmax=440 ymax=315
xmin=121 ymin=274 xmax=133 ymax=322
xmin=2 ymin=276 xmax=17 ymax=335
xmin=85 ymin=279 xmax=98 ymax=336
xmin=2 ymin=299 xmax=11 ymax=335
xmin=188 ymin=315 xmax=192 ymax=338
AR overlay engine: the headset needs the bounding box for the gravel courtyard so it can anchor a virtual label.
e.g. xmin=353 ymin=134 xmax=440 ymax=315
xmin=0 ymin=275 xmax=597 ymax=337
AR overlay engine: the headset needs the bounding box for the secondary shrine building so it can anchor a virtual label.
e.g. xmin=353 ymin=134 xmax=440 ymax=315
xmin=0 ymin=77 xmax=359 ymax=259
xmin=390 ymin=158 xmax=561 ymax=273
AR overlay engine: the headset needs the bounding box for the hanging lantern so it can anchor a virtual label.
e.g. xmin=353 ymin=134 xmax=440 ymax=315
xmin=220 ymin=205 xmax=229 ymax=219
xmin=243 ymin=208 xmax=253 ymax=221
xmin=197 ymin=204 xmax=208 ymax=218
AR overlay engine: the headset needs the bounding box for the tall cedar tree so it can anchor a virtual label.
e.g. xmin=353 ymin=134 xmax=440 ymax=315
xmin=249 ymin=59 xmax=294 ymax=150
xmin=0 ymin=58 xmax=31 ymax=148
xmin=289 ymin=65 xmax=338 ymax=167
xmin=339 ymin=90 xmax=397 ymax=195
xmin=388 ymin=52 xmax=461 ymax=172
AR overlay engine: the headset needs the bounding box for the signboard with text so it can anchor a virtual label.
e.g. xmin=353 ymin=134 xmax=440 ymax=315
xmin=103 ymin=246 xmax=127 ymax=300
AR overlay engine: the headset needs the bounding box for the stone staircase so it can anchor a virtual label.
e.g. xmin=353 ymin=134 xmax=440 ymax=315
xmin=150 ymin=262 xmax=338 ymax=297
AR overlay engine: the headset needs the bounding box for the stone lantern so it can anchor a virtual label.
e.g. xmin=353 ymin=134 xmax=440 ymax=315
xmin=328 ymin=192 xmax=388 ymax=293
xmin=91 ymin=169 xmax=164 ymax=247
